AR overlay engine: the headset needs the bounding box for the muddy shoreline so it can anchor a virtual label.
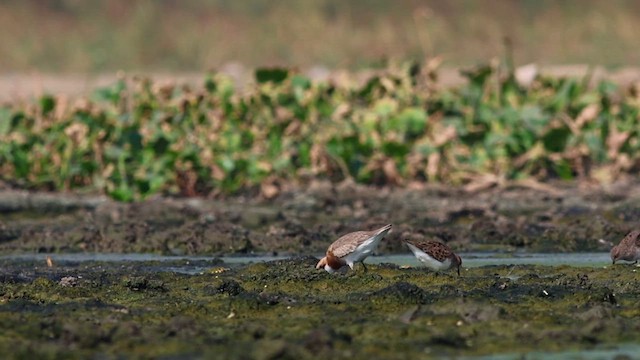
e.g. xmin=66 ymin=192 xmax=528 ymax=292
xmin=2 ymin=181 xmax=640 ymax=358
xmin=1 ymin=180 xmax=640 ymax=256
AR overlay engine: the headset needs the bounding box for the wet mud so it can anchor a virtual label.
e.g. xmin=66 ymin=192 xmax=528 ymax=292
xmin=0 ymin=256 xmax=639 ymax=358
xmin=1 ymin=180 xmax=640 ymax=255
xmin=2 ymin=181 xmax=640 ymax=357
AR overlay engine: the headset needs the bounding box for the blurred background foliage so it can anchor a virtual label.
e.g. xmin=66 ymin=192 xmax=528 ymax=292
xmin=1 ymin=0 xmax=640 ymax=72
xmin=2 ymin=1 xmax=640 ymax=200
xmin=2 ymin=61 xmax=639 ymax=200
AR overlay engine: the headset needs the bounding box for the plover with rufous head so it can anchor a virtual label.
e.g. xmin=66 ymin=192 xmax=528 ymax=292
xmin=404 ymin=239 xmax=462 ymax=276
xmin=611 ymin=230 xmax=640 ymax=265
xmin=316 ymin=224 xmax=392 ymax=273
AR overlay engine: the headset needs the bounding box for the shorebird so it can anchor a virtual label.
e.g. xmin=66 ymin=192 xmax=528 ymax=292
xmin=316 ymin=224 xmax=392 ymax=273
xmin=611 ymin=230 xmax=640 ymax=264
xmin=404 ymin=238 xmax=462 ymax=276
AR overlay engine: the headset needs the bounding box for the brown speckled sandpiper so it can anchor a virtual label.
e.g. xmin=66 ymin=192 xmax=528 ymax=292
xmin=316 ymin=224 xmax=392 ymax=273
xmin=611 ymin=230 xmax=640 ymax=264
xmin=405 ymin=239 xmax=462 ymax=276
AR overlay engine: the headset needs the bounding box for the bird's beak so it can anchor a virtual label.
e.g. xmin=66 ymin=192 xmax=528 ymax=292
xmin=457 ymin=266 xmax=461 ymax=277
xmin=612 ymin=259 xmax=616 ymax=265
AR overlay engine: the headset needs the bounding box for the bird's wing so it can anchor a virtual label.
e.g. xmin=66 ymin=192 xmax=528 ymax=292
xmin=329 ymin=231 xmax=375 ymax=258
xmin=633 ymin=231 xmax=640 ymax=247
xmin=622 ymin=230 xmax=640 ymax=247
xmin=405 ymin=239 xmax=453 ymax=262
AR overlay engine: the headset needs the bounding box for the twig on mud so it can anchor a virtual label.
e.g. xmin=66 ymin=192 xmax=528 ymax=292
xmin=463 ymin=174 xmax=503 ymax=193
xmin=463 ymin=175 xmax=563 ymax=197
xmin=0 ymin=190 xmax=108 ymax=213
xmin=505 ymin=265 xmax=518 ymax=279
xmin=504 ymin=179 xmax=563 ymax=197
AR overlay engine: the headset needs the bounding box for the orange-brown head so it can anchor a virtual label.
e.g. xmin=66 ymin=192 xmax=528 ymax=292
xmin=316 ymin=251 xmax=346 ymax=273
xmin=316 ymin=257 xmax=328 ymax=269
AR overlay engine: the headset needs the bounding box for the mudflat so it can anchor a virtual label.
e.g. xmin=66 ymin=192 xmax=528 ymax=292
xmin=1 ymin=181 xmax=640 ymax=358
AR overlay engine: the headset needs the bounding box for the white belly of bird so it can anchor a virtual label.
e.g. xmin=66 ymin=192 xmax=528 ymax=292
xmin=407 ymin=243 xmax=452 ymax=271
xmin=343 ymin=234 xmax=383 ymax=268
xmin=324 ymin=264 xmax=337 ymax=273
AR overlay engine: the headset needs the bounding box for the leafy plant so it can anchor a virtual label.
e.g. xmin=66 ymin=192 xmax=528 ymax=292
xmin=1 ymin=61 xmax=639 ymax=200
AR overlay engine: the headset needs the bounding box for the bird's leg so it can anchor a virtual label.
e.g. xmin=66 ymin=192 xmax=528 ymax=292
xmin=361 ymin=262 xmax=368 ymax=273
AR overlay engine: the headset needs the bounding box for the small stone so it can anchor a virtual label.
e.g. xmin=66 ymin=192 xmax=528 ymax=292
xmin=58 ymin=276 xmax=78 ymax=287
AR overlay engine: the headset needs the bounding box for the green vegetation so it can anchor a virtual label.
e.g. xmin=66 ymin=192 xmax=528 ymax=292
xmin=0 ymin=257 xmax=638 ymax=358
xmin=2 ymin=0 xmax=640 ymax=71
xmin=1 ymin=60 xmax=639 ymax=200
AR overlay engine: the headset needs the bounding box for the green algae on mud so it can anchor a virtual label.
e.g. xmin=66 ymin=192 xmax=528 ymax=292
xmin=1 ymin=257 xmax=639 ymax=359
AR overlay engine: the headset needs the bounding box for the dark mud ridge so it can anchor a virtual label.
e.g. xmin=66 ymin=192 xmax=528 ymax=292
xmin=0 ymin=256 xmax=639 ymax=358
xmin=1 ymin=180 xmax=640 ymax=255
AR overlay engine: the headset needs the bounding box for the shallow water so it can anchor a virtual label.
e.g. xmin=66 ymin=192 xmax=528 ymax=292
xmin=0 ymin=252 xmax=222 ymax=263
xmin=1 ymin=252 xmax=626 ymax=278
xmin=0 ymin=251 xmax=616 ymax=268
xmin=372 ymin=252 xmax=615 ymax=268
xmin=464 ymin=343 xmax=640 ymax=360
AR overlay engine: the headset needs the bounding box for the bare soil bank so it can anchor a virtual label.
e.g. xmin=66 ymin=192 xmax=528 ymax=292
xmin=1 ymin=179 xmax=639 ymax=256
